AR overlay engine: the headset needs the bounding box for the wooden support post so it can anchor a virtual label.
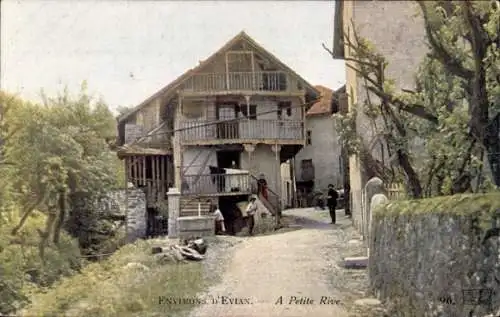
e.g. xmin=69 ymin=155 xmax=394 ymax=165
xmin=127 ymin=157 xmax=132 ymax=184
xmin=272 ymin=143 xmax=281 ymax=229
xmin=142 ymin=156 xmax=146 ymax=186
xmin=124 ymin=158 xmax=129 ymax=241
xmin=300 ymin=95 xmax=306 ymax=141
xmin=152 ymin=155 xmax=157 ymax=201
xmin=131 ymin=156 xmax=136 ymax=184
xmin=156 ymin=156 xmax=160 ymax=201
xmin=160 ymin=156 xmax=165 ymax=200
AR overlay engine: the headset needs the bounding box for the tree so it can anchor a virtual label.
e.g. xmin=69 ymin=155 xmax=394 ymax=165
xmin=325 ymin=0 xmax=499 ymax=198
xmin=2 ymin=83 xmax=122 ymax=260
xmin=418 ymin=0 xmax=500 ymax=186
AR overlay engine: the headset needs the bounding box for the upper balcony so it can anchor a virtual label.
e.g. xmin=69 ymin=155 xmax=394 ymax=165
xmin=179 ymin=119 xmax=304 ymax=145
xmin=179 ymin=71 xmax=305 ymax=97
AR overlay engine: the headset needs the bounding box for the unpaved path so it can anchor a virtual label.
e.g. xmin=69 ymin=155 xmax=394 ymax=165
xmin=188 ymin=208 xmax=385 ymax=317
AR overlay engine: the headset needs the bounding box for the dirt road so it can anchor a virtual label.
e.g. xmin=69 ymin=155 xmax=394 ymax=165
xmin=188 ymin=208 xmax=385 ymax=317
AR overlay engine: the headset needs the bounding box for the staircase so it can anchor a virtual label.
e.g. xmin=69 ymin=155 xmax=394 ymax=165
xmin=250 ymin=174 xmax=281 ymax=217
xmin=257 ymin=192 xmax=278 ymax=216
xmin=179 ymin=197 xmax=212 ymax=217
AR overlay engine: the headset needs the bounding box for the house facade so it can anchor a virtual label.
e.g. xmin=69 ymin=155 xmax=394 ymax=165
xmin=117 ymin=31 xmax=319 ymax=235
xmin=332 ymin=0 xmax=427 ymax=232
xmin=294 ymin=85 xmax=346 ymax=199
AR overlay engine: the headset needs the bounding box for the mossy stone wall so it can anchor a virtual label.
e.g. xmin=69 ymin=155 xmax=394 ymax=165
xmin=370 ymin=193 xmax=500 ymax=317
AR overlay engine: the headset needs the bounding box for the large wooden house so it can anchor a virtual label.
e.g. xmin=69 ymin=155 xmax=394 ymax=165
xmin=116 ymin=31 xmax=320 ymax=235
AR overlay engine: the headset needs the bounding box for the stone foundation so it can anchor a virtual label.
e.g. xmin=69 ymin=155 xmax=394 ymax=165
xmin=177 ymin=216 xmax=215 ymax=240
xmin=103 ymin=187 xmax=147 ymax=242
xmin=370 ymin=194 xmax=500 ymax=317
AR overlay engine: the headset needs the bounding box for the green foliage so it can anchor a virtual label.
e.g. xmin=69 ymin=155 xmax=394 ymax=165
xmin=24 ymin=239 xmax=205 ymax=317
xmin=0 ymin=85 xmax=124 ymax=314
xmin=374 ymin=192 xmax=500 ymax=225
xmin=334 ymin=106 xmax=361 ymax=156
xmin=338 ymin=1 xmax=500 ymax=197
xmin=0 ymin=213 xmax=83 ymax=314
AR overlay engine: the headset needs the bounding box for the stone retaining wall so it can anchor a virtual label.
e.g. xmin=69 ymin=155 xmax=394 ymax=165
xmin=370 ymin=194 xmax=500 ymax=317
xmin=177 ymin=216 xmax=215 ymax=240
xmin=108 ymin=187 xmax=147 ymax=242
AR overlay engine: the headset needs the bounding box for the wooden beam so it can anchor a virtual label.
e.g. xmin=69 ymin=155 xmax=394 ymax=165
xmin=161 ymin=156 xmax=166 ymax=197
xmin=131 ymin=156 xmax=136 ymax=183
xmin=152 ymin=155 xmax=156 ymax=191
xmin=155 ymin=156 xmax=160 ymax=198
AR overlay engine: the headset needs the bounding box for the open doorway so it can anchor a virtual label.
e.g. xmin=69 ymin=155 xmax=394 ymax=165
xmin=214 ymin=150 xmax=241 ymax=192
xmin=217 ymin=150 xmax=241 ymax=169
xmin=218 ymin=195 xmax=248 ymax=235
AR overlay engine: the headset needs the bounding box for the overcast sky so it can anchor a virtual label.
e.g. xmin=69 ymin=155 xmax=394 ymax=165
xmin=1 ymin=0 xmax=345 ymax=112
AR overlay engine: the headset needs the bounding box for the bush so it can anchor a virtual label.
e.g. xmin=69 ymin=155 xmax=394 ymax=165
xmin=0 ymin=212 xmax=83 ymax=314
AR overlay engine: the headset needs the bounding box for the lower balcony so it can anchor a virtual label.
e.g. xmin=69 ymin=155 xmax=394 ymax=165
xmin=181 ymin=172 xmax=251 ymax=196
xmin=180 ymin=119 xmax=304 ymax=145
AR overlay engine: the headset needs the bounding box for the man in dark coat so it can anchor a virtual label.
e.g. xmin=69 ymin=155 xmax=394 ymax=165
xmin=326 ymin=184 xmax=339 ymax=224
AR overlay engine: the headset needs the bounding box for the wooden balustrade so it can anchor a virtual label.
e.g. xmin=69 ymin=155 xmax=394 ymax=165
xmin=180 ymin=119 xmax=304 ymax=143
xmin=181 ymin=71 xmax=294 ymax=93
xmin=181 ymin=173 xmax=251 ymax=196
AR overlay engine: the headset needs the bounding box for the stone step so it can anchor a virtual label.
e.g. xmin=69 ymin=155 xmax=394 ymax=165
xmin=342 ymin=256 xmax=368 ymax=269
xmin=180 ymin=200 xmax=212 ymax=217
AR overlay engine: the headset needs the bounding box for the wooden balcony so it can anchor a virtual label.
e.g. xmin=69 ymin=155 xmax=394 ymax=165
xmin=180 ymin=119 xmax=304 ymax=145
xmin=181 ymin=173 xmax=251 ymax=196
xmin=180 ymin=71 xmax=304 ymax=96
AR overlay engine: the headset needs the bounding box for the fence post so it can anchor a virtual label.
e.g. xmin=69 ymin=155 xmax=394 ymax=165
xmin=167 ymin=187 xmax=180 ymax=239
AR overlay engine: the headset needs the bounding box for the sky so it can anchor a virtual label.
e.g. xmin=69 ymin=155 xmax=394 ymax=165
xmin=1 ymin=0 xmax=346 ymax=113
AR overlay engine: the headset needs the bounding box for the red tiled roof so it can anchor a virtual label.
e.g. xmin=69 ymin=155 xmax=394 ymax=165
xmin=307 ymin=85 xmax=333 ymax=116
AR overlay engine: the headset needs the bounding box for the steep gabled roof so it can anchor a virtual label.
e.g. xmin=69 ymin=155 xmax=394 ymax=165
xmin=118 ymin=31 xmax=320 ymax=123
xmin=307 ymin=85 xmax=333 ymax=116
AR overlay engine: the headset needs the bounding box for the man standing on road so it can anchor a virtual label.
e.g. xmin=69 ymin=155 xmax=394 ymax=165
xmin=326 ymin=184 xmax=339 ymax=224
xmin=246 ymin=196 xmax=258 ymax=236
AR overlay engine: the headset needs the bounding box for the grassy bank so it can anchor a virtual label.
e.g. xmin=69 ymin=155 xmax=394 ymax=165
xmin=23 ymin=239 xmax=208 ymax=317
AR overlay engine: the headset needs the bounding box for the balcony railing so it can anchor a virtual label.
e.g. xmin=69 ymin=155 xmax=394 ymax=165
xmin=181 ymin=173 xmax=251 ymax=195
xmin=181 ymin=71 xmax=298 ymax=93
xmin=180 ymin=119 xmax=304 ymax=143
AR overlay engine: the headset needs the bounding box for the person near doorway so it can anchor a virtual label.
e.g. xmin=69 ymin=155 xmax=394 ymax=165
xmin=326 ymin=184 xmax=339 ymax=224
xmin=257 ymin=174 xmax=268 ymax=200
xmin=211 ymin=204 xmax=226 ymax=235
xmin=246 ymin=196 xmax=258 ymax=236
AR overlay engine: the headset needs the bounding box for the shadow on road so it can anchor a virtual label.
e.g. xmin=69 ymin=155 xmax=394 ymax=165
xmin=281 ymin=208 xmax=352 ymax=230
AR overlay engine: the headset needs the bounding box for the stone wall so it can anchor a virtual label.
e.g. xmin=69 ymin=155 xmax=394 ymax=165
xmin=294 ymin=114 xmax=343 ymax=191
xmin=370 ymin=194 xmax=500 ymax=317
xmin=107 ymin=187 xmax=147 ymax=242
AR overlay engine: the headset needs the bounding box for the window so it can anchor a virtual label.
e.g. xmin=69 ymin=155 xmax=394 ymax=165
xmin=306 ymin=130 xmax=312 ymax=145
xmin=277 ymin=101 xmax=292 ymax=119
xmin=239 ymin=104 xmax=257 ymax=120
xmin=301 ymin=159 xmax=313 ymax=168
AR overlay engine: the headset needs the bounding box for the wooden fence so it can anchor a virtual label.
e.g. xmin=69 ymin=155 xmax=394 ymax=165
xmin=386 ymin=182 xmax=405 ymax=200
